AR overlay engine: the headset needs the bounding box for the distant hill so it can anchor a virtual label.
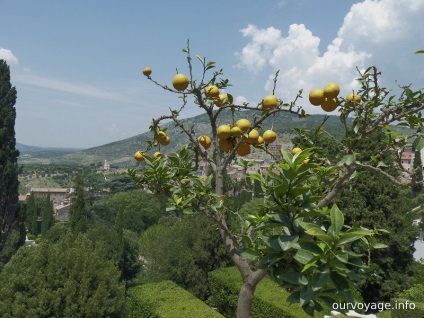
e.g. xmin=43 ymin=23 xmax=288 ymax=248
xmin=18 ymin=109 xmax=413 ymax=167
xmin=59 ymin=110 xmax=349 ymax=166
xmin=17 ymin=142 xmax=83 ymax=165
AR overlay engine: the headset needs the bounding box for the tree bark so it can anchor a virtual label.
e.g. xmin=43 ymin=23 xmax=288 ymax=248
xmin=214 ymin=165 xmax=267 ymax=318
xmin=236 ymin=268 xmax=267 ymax=318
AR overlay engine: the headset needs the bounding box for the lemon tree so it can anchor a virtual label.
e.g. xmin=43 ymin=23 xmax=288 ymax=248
xmin=129 ymin=43 xmax=424 ymax=318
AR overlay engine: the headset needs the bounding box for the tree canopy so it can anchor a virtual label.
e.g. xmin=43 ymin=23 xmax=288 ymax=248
xmin=0 ymin=59 xmax=25 ymax=267
xmin=0 ymin=233 xmax=125 ymax=318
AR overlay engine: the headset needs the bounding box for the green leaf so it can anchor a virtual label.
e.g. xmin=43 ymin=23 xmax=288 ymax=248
xmin=260 ymin=254 xmax=280 ymax=267
xmin=280 ymin=149 xmax=293 ymax=165
xmin=241 ymin=248 xmax=260 ymax=261
xmin=227 ymin=93 xmax=234 ymax=104
xmin=166 ymin=205 xmax=176 ymax=212
xmin=335 ymin=251 xmax=349 ymax=263
xmin=196 ymin=55 xmax=204 ymax=63
xmin=329 ymin=204 xmax=344 ymax=235
xmin=413 ymin=136 xmax=424 ymax=151
xmin=294 ymin=249 xmax=315 ymax=265
xmin=330 ymin=271 xmax=350 ymax=291
xmin=337 ymin=231 xmax=372 ymax=245
xmin=267 ymin=214 xmax=291 ymax=227
xmin=372 ymin=243 xmax=388 ymax=249
xmin=310 ymin=270 xmax=330 ymax=291
xmin=337 ymin=154 xmax=356 ymax=167
xmin=287 ymin=291 xmax=301 ymax=304
xmin=278 ymin=235 xmax=299 ymax=251
xmin=305 ymin=227 xmax=333 ymax=244
xmin=377 ymin=161 xmax=388 ymax=168
xmin=297 ymin=242 xmax=324 ymax=255
xmin=275 ymin=271 xmax=308 ymax=286
xmin=415 ymin=50 xmax=424 ymax=54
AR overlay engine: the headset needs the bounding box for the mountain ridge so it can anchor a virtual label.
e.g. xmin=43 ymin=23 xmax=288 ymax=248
xmin=36 ymin=110 xmax=348 ymax=166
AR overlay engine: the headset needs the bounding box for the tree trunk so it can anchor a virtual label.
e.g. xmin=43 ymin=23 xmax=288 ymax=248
xmin=237 ymin=282 xmax=256 ymax=318
xmin=236 ymin=268 xmax=267 ymax=318
xmin=215 ymin=163 xmax=267 ymax=318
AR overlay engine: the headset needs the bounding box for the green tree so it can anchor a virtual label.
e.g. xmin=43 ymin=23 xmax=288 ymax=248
xmin=69 ymin=174 xmax=87 ymax=233
xmin=412 ymin=150 xmax=423 ymax=197
xmin=115 ymin=209 xmax=125 ymax=277
xmin=129 ymin=46 xmax=424 ymax=317
xmin=140 ymin=214 xmax=231 ymax=300
xmin=105 ymin=189 xmax=166 ymax=233
xmin=0 ymin=60 xmax=25 ymax=266
xmin=0 ymin=234 xmax=125 ymax=318
xmin=335 ymin=134 xmax=418 ymax=303
xmin=41 ymin=195 xmax=54 ymax=238
xmin=25 ymin=192 xmax=38 ymax=235
xmin=86 ymin=221 xmax=142 ymax=282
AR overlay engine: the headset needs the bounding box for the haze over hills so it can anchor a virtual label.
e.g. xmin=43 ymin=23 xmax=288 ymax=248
xmin=18 ymin=110 xmax=350 ymax=166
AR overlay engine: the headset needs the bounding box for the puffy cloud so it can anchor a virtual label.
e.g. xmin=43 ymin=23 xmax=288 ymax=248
xmin=236 ymin=0 xmax=424 ymax=113
xmin=0 ymin=48 xmax=19 ymax=65
xmin=234 ymin=95 xmax=249 ymax=106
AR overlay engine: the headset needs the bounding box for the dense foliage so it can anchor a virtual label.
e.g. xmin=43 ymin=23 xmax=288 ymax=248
xmin=0 ymin=234 xmax=125 ymax=318
xmin=126 ymin=281 xmax=223 ymax=318
xmin=24 ymin=193 xmax=54 ymax=237
xmin=139 ymin=214 xmax=231 ymax=300
xmin=0 ymin=60 xmax=25 ymax=267
xmin=209 ymin=267 xmax=323 ymax=318
xmin=90 ymin=189 xmax=166 ymax=233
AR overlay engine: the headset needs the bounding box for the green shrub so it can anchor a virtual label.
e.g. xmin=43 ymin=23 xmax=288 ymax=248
xmin=399 ymin=283 xmax=424 ymax=302
xmin=209 ymin=267 xmax=330 ymax=318
xmin=390 ymin=298 xmax=424 ymax=318
xmin=126 ymin=281 xmax=223 ymax=318
xmin=376 ymin=310 xmax=392 ymax=317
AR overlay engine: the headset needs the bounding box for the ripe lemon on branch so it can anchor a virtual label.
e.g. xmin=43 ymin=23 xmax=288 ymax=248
xmin=309 ymin=89 xmax=325 ymax=106
xmin=198 ymin=135 xmax=212 ymax=150
xmin=172 ymin=74 xmax=190 ymax=91
xmin=263 ymin=130 xmax=277 ymax=144
xmin=262 ymin=95 xmax=279 ymax=110
xmin=205 ymin=85 xmax=220 ymax=98
xmin=134 ymin=151 xmax=145 ymax=162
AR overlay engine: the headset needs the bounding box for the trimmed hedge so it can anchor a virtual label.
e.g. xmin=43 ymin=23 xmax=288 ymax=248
xmin=126 ymin=280 xmax=223 ymax=318
xmin=209 ymin=267 xmax=330 ymax=318
xmin=390 ymin=298 xmax=424 ymax=318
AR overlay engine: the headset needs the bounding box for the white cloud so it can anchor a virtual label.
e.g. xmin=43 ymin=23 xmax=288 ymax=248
xmin=234 ymin=95 xmax=249 ymax=106
xmin=14 ymin=74 xmax=129 ymax=102
xmin=0 ymin=48 xmax=18 ymax=65
xmin=236 ymin=0 xmax=424 ymax=113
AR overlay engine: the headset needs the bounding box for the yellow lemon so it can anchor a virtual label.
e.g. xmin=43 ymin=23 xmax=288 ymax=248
xmin=263 ymin=130 xmax=277 ymax=144
xmin=205 ymin=85 xmax=220 ymax=98
xmin=217 ymin=125 xmax=231 ymax=140
xmin=262 ymin=95 xmax=279 ymax=110
xmin=142 ymin=67 xmax=152 ymax=76
xmin=323 ymin=82 xmax=340 ymax=99
xmin=309 ymin=88 xmax=325 ymax=106
xmin=198 ymin=135 xmax=212 ymax=150
xmin=236 ymin=118 xmax=251 ymax=133
xmin=172 ymin=74 xmax=190 ymax=91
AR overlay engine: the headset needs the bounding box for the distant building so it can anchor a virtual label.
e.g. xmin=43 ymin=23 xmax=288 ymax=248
xmin=29 ymin=188 xmax=70 ymax=208
xmin=104 ymin=159 xmax=118 ymax=170
xmin=401 ymin=145 xmax=413 ymax=171
xmin=55 ymin=200 xmax=71 ymax=222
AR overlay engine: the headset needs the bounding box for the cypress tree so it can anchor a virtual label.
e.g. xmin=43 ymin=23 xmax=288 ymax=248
xmin=25 ymin=192 xmax=38 ymax=235
xmin=69 ymin=175 xmax=87 ymax=233
xmin=41 ymin=194 xmax=54 ymax=237
xmin=412 ymin=150 xmax=423 ymax=197
xmin=0 ymin=60 xmax=25 ymax=266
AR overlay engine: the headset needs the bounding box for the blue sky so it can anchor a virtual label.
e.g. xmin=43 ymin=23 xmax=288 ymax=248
xmin=1 ymin=0 xmax=423 ymax=148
